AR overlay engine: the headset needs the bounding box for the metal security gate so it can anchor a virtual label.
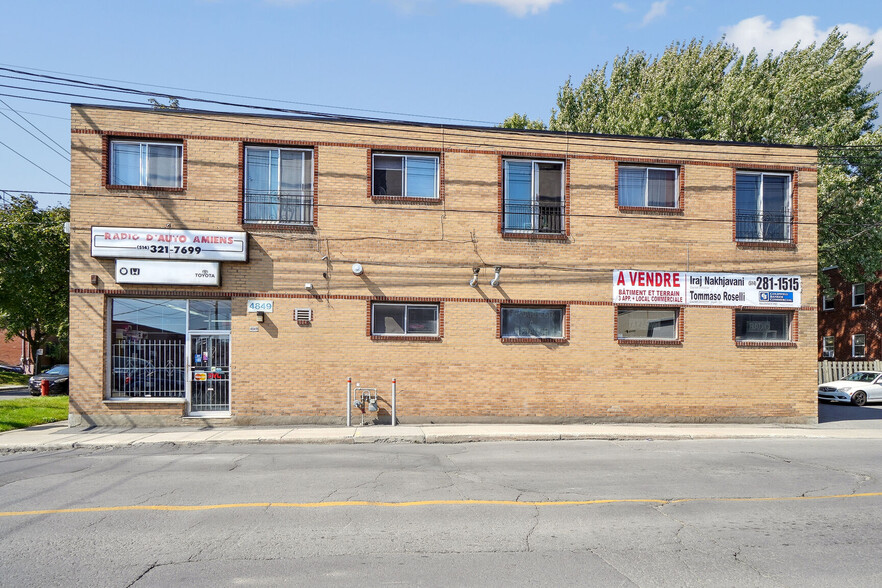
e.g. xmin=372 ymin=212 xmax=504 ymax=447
xmin=188 ymin=334 xmax=230 ymax=415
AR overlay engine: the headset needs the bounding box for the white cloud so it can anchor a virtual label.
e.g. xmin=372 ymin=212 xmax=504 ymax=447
xmin=640 ymin=0 xmax=669 ymax=27
xmin=723 ymin=15 xmax=882 ymax=90
xmin=611 ymin=2 xmax=632 ymax=13
xmin=460 ymin=0 xmax=563 ymax=17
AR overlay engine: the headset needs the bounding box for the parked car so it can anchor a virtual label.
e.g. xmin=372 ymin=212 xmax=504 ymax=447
xmin=0 ymin=363 xmax=24 ymax=374
xmin=28 ymin=364 xmax=69 ymax=396
xmin=817 ymin=371 xmax=882 ymax=406
xmin=112 ymin=356 xmax=155 ymax=393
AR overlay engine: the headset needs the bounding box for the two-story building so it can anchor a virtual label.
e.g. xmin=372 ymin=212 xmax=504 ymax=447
xmin=68 ymin=105 xmax=819 ymax=426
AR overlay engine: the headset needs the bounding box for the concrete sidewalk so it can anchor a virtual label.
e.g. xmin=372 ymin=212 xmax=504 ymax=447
xmin=4 ymin=420 xmax=882 ymax=451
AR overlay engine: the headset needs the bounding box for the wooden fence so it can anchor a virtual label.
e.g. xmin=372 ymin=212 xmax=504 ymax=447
xmin=818 ymin=360 xmax=882 ymax=384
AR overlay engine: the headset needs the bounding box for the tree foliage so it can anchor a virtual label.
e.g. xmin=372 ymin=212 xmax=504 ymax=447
xmin=0 ymin=195 xmax=70 ymax=370
xmin=504 ymin=30 xmax=882 ymax=282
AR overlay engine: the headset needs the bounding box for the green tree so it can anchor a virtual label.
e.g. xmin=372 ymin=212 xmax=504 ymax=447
xmin=506 ymin=31 xmax=882 ymax=282
xmin=0 ymin=195 xmax=70 ymax=371
xmin=500 ymin=112 xmax=547 ymax=130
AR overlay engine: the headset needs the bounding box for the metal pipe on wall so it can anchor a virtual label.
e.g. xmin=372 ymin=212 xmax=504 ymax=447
xmin=392 ymin=378 xmax=397 ymax=427
xmin=346 ymin=377 xmax=352 ymax=427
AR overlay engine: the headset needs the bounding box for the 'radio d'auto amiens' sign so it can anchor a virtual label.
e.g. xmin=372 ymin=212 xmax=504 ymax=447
xmin=91 ymin=227 xmax=248 ymax=262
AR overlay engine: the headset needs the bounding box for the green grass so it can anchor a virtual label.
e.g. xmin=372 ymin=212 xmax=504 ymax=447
xmin=0 ymin=396 xmax=68 ymax=432
xmin=0 ymin=371 xmax=29 ymax=386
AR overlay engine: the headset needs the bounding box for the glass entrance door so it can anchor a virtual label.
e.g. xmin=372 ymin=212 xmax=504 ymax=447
xmin=188 ymin=334 xmax=230 ymax=415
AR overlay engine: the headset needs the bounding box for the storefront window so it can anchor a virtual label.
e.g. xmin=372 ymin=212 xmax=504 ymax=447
xmin=109 ymin=298 xmax=231 ymax=398
xmin=189 ymin=299 xmax=232 ymax=331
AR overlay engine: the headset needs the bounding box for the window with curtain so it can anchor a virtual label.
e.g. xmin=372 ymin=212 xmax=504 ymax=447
xmin=110 ymin=141 xmax=183 ymax=188
xmin=372 ymin=154 xmax=439 ymax=198
xmin=500 ymin=306 xmax=564 ymax=339
xmin=618 ymin=166 xmax=677 ymax=208
xmin=244 ymin=147 xmax=313 ymax=224
xmin=503 ymin=160 xmax=564 ymax=233
xmin=735 ymin=172 xmax=792 ymax=242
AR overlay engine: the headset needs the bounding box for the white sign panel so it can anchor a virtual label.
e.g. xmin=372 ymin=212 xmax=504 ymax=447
xmin=92 ymin=227 xmax=247 ymax=262
xmin=247 ymin=300 xmax=273 ymax=313
xmin=686 ymin=272 xmax=801 ymax=308
xmin=614 ymin=270 xmax=687 ymax=305
xmin=614 ymin=270 xmax=802 ymax=308
xmin=115 ymin=259 xmax=221 ymax=286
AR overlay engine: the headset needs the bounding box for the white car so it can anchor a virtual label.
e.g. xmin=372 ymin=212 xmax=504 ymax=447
xmin=818 ymin=371 xmax=882 ymax=406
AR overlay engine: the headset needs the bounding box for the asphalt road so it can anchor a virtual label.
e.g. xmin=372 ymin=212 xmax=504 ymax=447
xmin=1 ymin=438 xmax=882 ymax=587
xmin=0 ymin=386 xmax=30 ymax=400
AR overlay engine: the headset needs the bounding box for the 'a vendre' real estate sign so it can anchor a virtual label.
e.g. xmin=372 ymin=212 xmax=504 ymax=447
xmin=614 ymin=270 xmax=801 ymax=308
xmin=91 ymin=227 xmax=248 ymax=262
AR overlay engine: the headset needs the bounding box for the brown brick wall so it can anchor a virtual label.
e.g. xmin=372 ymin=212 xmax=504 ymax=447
xmin=69 ymin=106 xmax=819 ymax=425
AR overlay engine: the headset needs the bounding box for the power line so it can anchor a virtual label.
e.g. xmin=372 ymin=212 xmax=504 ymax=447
xmin=0 ymin=98 xmax=69 ymax=155
xmin=0 ymin=140 xmax=68 ymax=187
xmin=0 ymin=187 xmax=849 ymax=230
xmin=0 ymin=101 xmax=69 ymax=160
xmin=0 ymin=62 xmax=500 ymax=125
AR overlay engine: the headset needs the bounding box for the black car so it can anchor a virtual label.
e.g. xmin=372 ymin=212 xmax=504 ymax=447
xmin=0 ymin=363 xmax=24 ymax=374
xmin=28 ymin=364 xmax=69 ymax=396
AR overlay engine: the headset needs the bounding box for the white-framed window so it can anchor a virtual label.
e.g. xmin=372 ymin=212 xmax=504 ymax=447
xmin=503 ymin=159 xmax=565 ymax=234
xmin=372 ymin=153 xmax=439 ymax=198
xmin=734 ymin=311 xmax=792 ymax=342
xmin=735 ymin=171 xmax=792 ymax=242
xmin=110 ymin=140 xmax=183 ymax=188
xmin=852 ymin=283 xmax=866 ymax=307
xmin=500 ymin=306 xmax=564 ymax=339
xmin=822 ymin=294 xmax=835 ymax=311
xmin=617 ymin=307 xmax=678 ymax=340
xmin=371 ymin=303 xmax=439 ymax=336
xmin=618 ymin=166 xmax=678 ymax=208
xmin=853 ymin=334 xmax=866 ymax=358
xmin=244 ymin=146 xmax=314 ymax=224
xmin=822 ymin=336 xmax=835 ymax=358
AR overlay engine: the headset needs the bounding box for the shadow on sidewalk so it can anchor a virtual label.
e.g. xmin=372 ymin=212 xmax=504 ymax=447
xmin=819 ymin=402 xmax=882 ymax=424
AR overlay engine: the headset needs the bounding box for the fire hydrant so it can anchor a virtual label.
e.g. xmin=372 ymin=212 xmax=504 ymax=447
xmin=40 ymin=379 xmax=49 ymax=396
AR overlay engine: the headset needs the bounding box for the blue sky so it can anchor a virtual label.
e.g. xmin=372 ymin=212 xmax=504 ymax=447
xmin=1 ymin=0 xmax=881 ymax=207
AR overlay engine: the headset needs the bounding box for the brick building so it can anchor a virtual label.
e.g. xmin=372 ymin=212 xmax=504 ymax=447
xmin=818 ymin=268 xmax=882 ymax=360
xmin=0 ymin=329 xmax=30 ymax=371
xmin=69 ymin=105 xmax=819 ymax=426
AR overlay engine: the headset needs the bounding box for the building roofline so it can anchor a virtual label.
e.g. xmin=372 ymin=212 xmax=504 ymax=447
xmin=70 ymin=103 xmax=819 ymax=151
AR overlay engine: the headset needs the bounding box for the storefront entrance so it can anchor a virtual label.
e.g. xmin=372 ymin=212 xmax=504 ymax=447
xmin=189 ymin=333 xmax=231 ymax=415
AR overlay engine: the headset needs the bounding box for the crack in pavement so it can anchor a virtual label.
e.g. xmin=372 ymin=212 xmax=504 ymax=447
xmin=742 ymin=450 xmax=876 ymax=496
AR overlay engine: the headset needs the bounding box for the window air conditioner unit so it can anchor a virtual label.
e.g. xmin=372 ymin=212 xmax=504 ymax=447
xmin=294 ymin=308 xmax=312 ymax=323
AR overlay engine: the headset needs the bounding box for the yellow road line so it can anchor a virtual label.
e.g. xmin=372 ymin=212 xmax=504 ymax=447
xmin=2 ymin=493 xmax=881 ymax=518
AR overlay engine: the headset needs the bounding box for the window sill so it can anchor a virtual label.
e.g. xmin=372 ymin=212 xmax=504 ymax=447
xmin=501 ymin=337 xmax=568 ymax=344
xmin=104 ymin=397 xmax=186 ymax=404
xmin=617 ymin=205 xmax=683 ymax=214
xmin=617 ymin=338 xmax=682 ymax=346
xmin=735 ymin=240 xmax=796 ymax=250
xmin=735 ymin=341 xmax=797 ymax=348
xmin=242 ymin=222 xmax=315 ymax=232
xmin=105 ymin=184 xmax=185 ymax=193
xmin=370 ymin=335 xmax=442 ymax=342
xmin=370 ymin=195 xmax=442 ymax=203
xmin=501 ymin=232 xmax=568 ymax=241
